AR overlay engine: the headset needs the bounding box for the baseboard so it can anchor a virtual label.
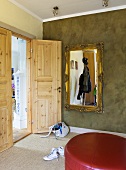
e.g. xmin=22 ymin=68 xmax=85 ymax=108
xmin=70 ymin=126 xmax=126 ymax=138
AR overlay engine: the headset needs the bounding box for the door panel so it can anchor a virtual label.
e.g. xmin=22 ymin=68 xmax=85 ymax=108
xmin=31 ymin=40 xmax=61 ymax=133
xmin=0 ymin=28 xmax=13 ymax=152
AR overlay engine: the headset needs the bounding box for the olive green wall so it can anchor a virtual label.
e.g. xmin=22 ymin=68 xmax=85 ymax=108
xmin=43 ymin=9 xmax=126 ymax=133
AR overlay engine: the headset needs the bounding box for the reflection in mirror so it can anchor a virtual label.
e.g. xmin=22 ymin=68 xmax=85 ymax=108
xmin=65 ymin=43 xmax=103 ymax=112
xmin=70 ymin=50 xmax=97 ymax=106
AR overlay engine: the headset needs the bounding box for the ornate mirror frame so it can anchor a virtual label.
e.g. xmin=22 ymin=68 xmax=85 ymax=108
xmin=65 ymin=42 xmax=104 ymax=113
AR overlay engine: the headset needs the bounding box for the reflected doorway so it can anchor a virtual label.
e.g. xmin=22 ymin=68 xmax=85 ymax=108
xmin=11 ymin=36 xmax=30 ymax=142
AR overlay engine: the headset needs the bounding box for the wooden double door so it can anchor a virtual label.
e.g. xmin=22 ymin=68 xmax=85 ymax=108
xmin=0 ymin=27 xmax=62 ymax=152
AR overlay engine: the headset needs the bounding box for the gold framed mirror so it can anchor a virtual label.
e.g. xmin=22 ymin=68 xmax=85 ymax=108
xmin=65 ymin=42 xmax=104 ymax=113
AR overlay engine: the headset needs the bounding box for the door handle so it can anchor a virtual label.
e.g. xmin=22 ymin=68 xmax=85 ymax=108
xmin=57 ymin=87 xmax=61 ymax=93
xmin=54 ymin=87 xmax=61 ymax=92
xmin=57 ymin=87 xmax=61 ymax=90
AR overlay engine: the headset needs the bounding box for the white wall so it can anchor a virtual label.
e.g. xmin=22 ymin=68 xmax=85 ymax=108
xmin=0 ymin=0 xmax=43 ymax=39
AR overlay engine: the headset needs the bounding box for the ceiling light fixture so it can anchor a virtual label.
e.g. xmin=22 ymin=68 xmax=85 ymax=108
xmin=102 ymin=0 xmax=109 ymax=7
xmin=53 ymin=6 xmax=59 ymax=16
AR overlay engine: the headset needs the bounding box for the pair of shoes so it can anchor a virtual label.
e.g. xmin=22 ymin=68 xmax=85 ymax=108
xmin=43 ymin=146 xmax=64 ymax=161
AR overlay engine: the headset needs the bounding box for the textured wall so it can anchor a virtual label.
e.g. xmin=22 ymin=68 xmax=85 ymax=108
xmin=43 ymin=9 xmax=126 ymax=133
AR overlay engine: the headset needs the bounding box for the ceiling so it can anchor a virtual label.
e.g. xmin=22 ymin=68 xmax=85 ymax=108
xmin=9 ymin=0 xmax=126 ymax=22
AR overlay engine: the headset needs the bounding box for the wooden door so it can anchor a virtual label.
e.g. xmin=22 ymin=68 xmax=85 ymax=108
xmin=0 ymin=28 xmax=13 ymax=152
xmin=31 ymin=40 xmax=62 ymax=133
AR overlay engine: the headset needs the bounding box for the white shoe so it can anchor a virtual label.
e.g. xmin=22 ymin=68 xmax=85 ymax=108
xmin=57 ymin=146 xmax=64 ymax=156
xmin=43 ymin=148 xmax=59 ymax=161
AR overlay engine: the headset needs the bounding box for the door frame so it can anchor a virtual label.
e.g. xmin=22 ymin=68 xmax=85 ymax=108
xmin=12 ymin=32 xmax=32 ymax=133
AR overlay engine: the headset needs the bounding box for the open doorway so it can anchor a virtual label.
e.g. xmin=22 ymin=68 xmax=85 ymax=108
xmin=11 ymin=35 xmax=30 ymax=142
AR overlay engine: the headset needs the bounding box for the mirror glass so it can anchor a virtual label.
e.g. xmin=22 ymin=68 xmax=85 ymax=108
xmin=65 ymin=43 xmax=103 ymax=112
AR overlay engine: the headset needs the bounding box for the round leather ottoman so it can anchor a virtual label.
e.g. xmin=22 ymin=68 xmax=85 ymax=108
xmin=65 ymin=133 xmax=126 ymax=170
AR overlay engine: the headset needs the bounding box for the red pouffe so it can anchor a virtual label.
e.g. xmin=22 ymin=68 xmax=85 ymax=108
xmin=65 ymin=132 xmax=126 ymax=170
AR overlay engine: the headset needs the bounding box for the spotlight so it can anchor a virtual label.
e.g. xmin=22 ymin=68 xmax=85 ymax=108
xmin=102 ymin=0 xmax=109 ymax=7
xmin=53 ymin=6 xmax=59 ymax=16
